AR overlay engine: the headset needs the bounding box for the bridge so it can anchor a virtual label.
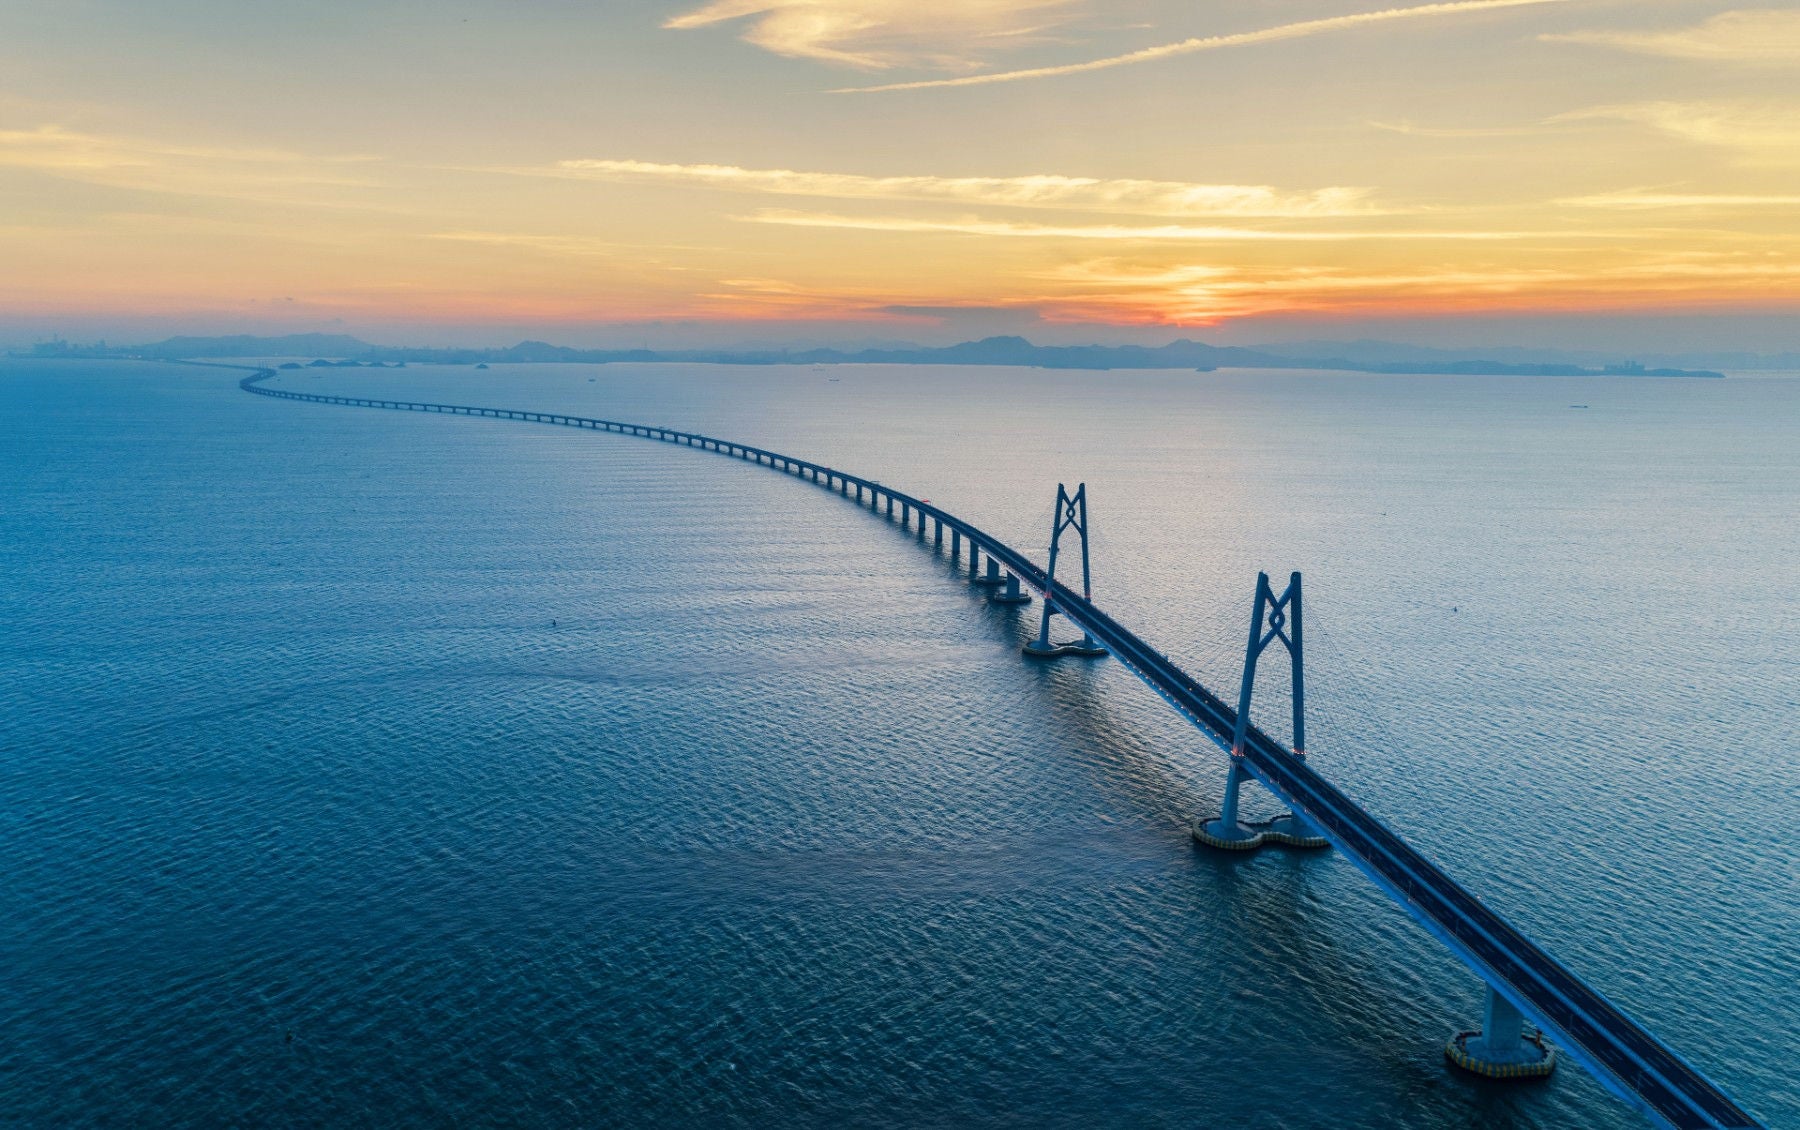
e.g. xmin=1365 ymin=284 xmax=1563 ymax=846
xmin=236 ymin=365 xmax=1763 ymax=1130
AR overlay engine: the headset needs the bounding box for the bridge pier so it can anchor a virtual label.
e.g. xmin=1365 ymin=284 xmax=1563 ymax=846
xmin=1194 ymin=760 xmax=1264 ymax=848
xmin=971 ymin=553 xmax=1005 ymax=587
xmin=991 ymin=572 xmax=1032 ymax=604
xmin=950 ymin=528 xmax=961 ymax=561
xmin=1022 ymin=483 xmax=1106 ymax=658
xmin=1447 ymin=986 xmax=1556 ymax=1079
xmin=1262 ymin=789 xmax=1327 ymax=847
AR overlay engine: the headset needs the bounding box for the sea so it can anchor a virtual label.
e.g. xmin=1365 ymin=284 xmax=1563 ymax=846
xmin=2 ymin=358 xmax=1795 ymax=1128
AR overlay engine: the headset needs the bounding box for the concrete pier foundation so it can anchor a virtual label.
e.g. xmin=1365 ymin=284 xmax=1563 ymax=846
xmin=1446 ymin=987 xmax=1556 ymax=1079
xmin=991 ymin=572 xmax=1032 ymax=604
xmin=1193 ymin=760 xmax=1264 ymax=849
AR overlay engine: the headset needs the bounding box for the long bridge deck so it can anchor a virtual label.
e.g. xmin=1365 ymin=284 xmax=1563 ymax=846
xmin=238 ymin=366 xmax=1763 ymax=1130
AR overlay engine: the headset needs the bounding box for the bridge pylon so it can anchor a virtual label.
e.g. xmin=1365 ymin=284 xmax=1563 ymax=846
xmin=1195 ymin=571 xmax=1330 ymax=850
xmin=1023 ymin=484 xmax=1106 ymax=658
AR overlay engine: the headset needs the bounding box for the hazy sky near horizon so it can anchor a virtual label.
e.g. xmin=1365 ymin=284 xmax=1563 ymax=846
xmin=2 ymin=1 xmax=1797 ymax=346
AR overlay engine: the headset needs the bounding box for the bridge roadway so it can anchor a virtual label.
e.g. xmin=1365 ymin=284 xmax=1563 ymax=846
xmin=238 ymin=367 xmax=1762 ymax=1130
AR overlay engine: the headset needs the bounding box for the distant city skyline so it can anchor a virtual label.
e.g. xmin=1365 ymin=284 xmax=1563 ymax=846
xmin=2 ymin=1 xmax=1797 ymax=350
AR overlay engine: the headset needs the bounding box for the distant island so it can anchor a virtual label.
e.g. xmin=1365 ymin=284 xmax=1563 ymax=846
xmin=14 ymin=332 xmax=1726 ymax=378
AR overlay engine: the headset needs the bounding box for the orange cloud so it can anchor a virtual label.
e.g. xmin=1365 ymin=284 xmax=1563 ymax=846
xmin=532 ymin=158 xmax=1382 ymax=218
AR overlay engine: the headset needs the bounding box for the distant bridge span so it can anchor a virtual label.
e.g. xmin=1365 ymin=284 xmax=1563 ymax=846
xmin=238 ymin=366 xmax=1762 ymax=1130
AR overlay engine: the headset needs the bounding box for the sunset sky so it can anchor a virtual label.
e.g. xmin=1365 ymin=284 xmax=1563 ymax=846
xmin=2 ymin=0 xmax=1796 ymax=348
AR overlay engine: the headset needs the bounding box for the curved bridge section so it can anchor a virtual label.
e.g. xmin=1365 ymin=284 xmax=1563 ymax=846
xmin=239 ymin=367 xmax=1761 ymax=1130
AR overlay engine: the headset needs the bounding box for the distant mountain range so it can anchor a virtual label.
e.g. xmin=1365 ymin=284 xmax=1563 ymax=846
xmin=16 ymin=332 xmax=1733 ymax=378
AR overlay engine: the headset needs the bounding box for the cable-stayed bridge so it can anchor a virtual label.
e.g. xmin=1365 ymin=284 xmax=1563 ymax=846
xmin=237 ymin=366 xmax=1763 ymax=1130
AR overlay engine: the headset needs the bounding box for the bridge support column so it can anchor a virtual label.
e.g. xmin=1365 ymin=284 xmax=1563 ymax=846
xmin=1023 ymin=483 xmax=1106 ymax=658
xmin=1195 ymin=760 xmax=1264 ymax=848
xmin=1447 ymin=987 xmax=1556 ymax=1079
xmin=971 ymin=554 xmax=1004 ymax=587
xmin=934 ymin=519 xmax=943 ymax=549
xmin=991 ymin=572 xmax=1032 ymax=604
xmin=1196 ymin=571 xmax=1329 ymax=852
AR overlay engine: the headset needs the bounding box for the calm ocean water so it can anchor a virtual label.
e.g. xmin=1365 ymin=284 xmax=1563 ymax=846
xmin=2 ymin=359 xmax=1794 ymax=1128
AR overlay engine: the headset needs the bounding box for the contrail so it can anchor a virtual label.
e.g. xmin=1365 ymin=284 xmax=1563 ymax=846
xmin=832 ymin=0 xmax=1570 ymax=93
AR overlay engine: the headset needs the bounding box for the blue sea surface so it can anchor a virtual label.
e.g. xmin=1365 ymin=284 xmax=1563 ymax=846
xmin=2 ymin=359 xmax=1795 ymax=1128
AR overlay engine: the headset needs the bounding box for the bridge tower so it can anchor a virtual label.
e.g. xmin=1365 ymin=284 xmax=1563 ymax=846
xmin=1023 ymin=484 xmax=1107 ymax=658
xmin=1195 ymin=571 xmax=1329 ymax=850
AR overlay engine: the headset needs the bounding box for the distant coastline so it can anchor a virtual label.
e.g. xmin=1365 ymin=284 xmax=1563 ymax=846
xmin=13 ymin=332 xmax=1728 ymax=379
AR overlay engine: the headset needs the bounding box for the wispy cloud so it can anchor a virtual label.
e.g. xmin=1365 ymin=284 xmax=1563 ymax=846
xmin=1366 ymin=119 xmax=1544 ymax=138
xmin=0 ymin=124 xmax=383 ymax=205
xmin=1560 ymin=101 xmax=1800 ymax=165
xmin=739 ymin=208 xmax=1656 ymax=242
xmin=426 ymin=230 xmax=721 ymax=260
xmin=529 ymin=158 xmax=1382 ymax=218
xmin=663 ymin=0 xmax=1079 ymax=70
xmin=694 ymin=275 xmax=920 ymax=320
xmin=833 ymin=0 xmax=1570 ymax=93
xmin=1560 ymin=190 xmax=1800 ymax=209
xmin=428 ymin=231 xmax=623 ymax=256
xmin=1543 ymin=9 xmax=1800 ymax=63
